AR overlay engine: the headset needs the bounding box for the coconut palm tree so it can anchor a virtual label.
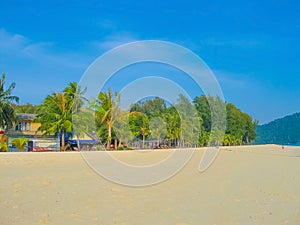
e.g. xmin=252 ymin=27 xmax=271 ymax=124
xmin=63 ymin=81 xmax=87 ymax=113
xmin=90 ymin=89 xmax=120 ymax=149
xmin=37 ymin=92 xmax=72 ymax=150
xmin=63 ymin=82 xmax=89 ymax=149
xmin=0 ymin=73 xmax=19 ymax=130
xmin=37 ymin=82 xmax=87 ymax=150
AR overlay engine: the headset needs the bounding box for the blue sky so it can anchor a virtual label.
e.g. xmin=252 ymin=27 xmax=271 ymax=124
xmin=0 ymin=0 xmax=299 ymax=124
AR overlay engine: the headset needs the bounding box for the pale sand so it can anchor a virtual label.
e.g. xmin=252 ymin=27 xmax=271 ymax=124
xmin=1 ymin=145 xmax=300 ymax=225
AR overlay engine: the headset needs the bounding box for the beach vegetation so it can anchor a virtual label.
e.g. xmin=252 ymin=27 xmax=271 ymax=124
xmin=36 ymin=82 xmax=86 ymax=150
xmin=0 ymin=73 xmax=19 ymax=130
xmin=129 ymin=111 xmax=150 ymax=148
xmin=33 ymin=84 xmax=258 ymax=150
xmin=89 ymin=89 xmax=120 ymax=150
xmin=11 ymin=137 xmax=28 ymax=151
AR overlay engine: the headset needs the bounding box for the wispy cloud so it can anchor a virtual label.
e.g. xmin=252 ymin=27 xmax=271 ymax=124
xmin=0 ymin=28 xmax=93 ymax=103
xmin=0 ymin=29 xmax=28 ymax=50
xmin=0 ymin=29 xmax=86 ymax=69
xmin=90 ymin=32 xmax=138 ymax=50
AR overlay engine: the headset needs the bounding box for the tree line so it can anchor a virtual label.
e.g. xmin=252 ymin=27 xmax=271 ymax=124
xmin=0 ymin=73 xmax=258 ymax=151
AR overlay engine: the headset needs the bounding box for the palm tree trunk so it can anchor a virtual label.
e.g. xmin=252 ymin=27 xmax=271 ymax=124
xmin=142 ymin=134 xmax=145 ymax=149
xmin=108 ymin=123 xmax=112 ymax=150
xmin=61 ymin=131 xmax=65 ymax=151
xmin=114 ymin=139 xmax=117 ymax=150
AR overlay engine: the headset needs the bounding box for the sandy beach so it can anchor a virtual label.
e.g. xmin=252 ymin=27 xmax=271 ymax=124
xmin=1 ymin=144 xmax=300 ymax=225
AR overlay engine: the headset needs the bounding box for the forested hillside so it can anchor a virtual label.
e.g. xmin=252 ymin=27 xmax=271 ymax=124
xmin=256 ymin=113 xmax=300 ymax=145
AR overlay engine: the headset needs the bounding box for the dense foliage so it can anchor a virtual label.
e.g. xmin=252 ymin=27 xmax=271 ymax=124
xmin=129 ymin=95 xmax=257 ymax=147
xmin=256 ymin=113 xmax=300 ymax=145
xmin=11 ymin=137 xmax=28 ymax=151
xmin=4 ymin=74 xmax=258 ymax=150
xmin=12 ymin=103 xmax=40 ymax=114
xmin=36 ymin=82 xmax=86 ymax=150
xmin=0 ymin=73 xmax=19 ymax=130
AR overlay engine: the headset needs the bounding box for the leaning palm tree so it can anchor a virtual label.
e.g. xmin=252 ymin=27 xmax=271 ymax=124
xmin=0 ymin=73 xmax=19 ymax=130
xmin=36 ymin=92 xmax=73 ymax=150
xmin=63 ymin=82 xmax=88 ymax=149
xmin=90 ymin=89 xmax=120 ymax=150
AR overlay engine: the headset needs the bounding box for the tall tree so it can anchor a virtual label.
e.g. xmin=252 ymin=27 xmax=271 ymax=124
xmin=91 ymin=89 xmax=120 ymax=149
xmin=163 ymin=106 xmax=181 ymax=146
xmin=37 ymin=82 xmax=87 ymax=150
xmin=0 ymin=73 xmax=19 ymax=130
xmin=63 ymin=82 xmax=89 ymax=149
xmin=113 ymin=110 xmax=134 ymax=148
xmin=193 ymin=95 xmax=211 ymax=132
xmin=63 ymin=81 xmax=87 ymax=113
xmin=149 ymin=117 xmax=167 ymax=146
xmin=37 ymin=92 xmax=73 ymax=150
xmin=129 ymin=111 xmax=150 ymax=148
xmin=175 ymin=94 xmax=200 ymax=147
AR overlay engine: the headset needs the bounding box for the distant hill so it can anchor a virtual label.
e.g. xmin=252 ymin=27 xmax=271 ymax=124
xmin=256 ymin=113 xmax=300 ymax=145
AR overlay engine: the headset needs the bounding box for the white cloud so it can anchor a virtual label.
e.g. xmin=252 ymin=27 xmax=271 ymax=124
xmin=0 ymin=29 xmax=28 ymax=50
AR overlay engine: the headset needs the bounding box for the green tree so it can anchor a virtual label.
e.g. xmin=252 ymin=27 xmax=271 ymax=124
xmin=63 ymin=81 xmax=87 ymax=113
xmin=149 ymin=117 xmax=167 ymax=146
xmin=113 ymin=110 xmax=134 ymax=148
xmin=37 ymin=82 xmax=87 ymax=150
xmin=130 ymin=97 xmax=167 ymax=117
xmin=12 ymin=103 xmax=40 ymax=114
xmin=37 ymin=92 xmax=72 ymax=150
xmin=129 ymin=111 xmax=150 ymax=148
xmin=11 ymin=137 xmax=28 ymax=152
xmin=163 ymin=106 xmax=181 ymax=146
xmin=63 ymin=82 xmax=88 ymax=149
xmin=225 ymin=103 xmax=257 ymax=145
xmin=175 ymin=94 xmax=200 ymax=147
xmin=0 ymin=73 xmax=19 ymax=130
xmin=0 ymin=142 xmax=8 ymax=152
xmin=193 ymin=95 xmax=211 ymax=132
xmin=90 ymin=89 xmax=120 ymax=149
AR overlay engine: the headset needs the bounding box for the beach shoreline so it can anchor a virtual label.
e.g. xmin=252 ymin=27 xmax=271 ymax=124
xmin=1 ymin=145 xmax=300 ymax=225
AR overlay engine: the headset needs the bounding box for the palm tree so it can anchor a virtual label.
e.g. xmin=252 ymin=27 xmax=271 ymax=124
xmin=90 ymin=89 xmax=120 ymax=150
xmin=0 ymin=73 xmax=19 ymax=130
xmin=63 ymin=82 xmax=88 ymax=149
xmin=37 ymin=82 xmax=87 ymax=150
xmin=37 ymin=92 xmax=72 ymax=150
xmin=11 ymin=137 xmax=28 ymax=152
xmin=63 ymin=81 xmax=87 ymax=113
